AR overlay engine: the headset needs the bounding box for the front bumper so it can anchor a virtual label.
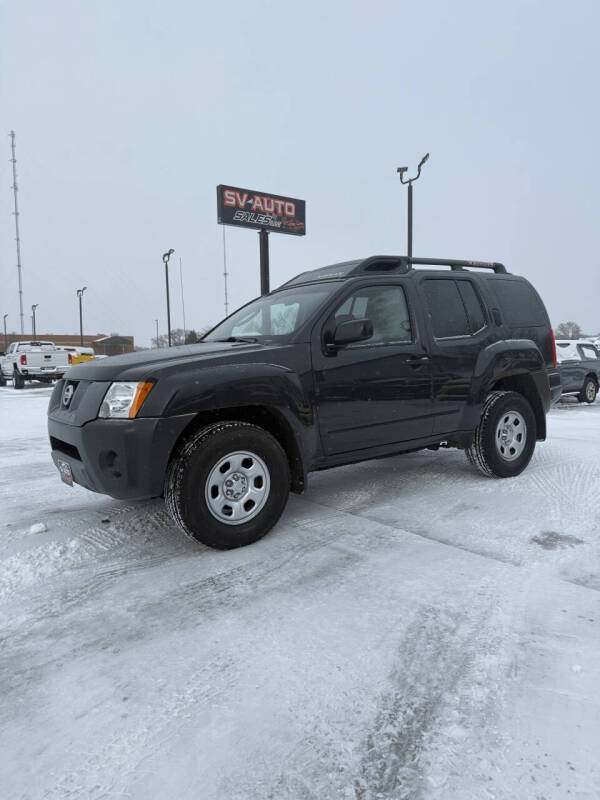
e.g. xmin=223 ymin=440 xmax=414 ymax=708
xmin=48 ymin=413 xmax=196 ymax=499
xmin=22 ymin=367 xmax=65 ymax=377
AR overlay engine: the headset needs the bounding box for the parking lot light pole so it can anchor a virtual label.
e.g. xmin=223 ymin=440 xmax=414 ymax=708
xmin=76 ymin=286 xmax=87 ymax=347
xmin=31 ymin=304 xmax=38 ymax=338
xmin=162 ymin=249 xmax=174 ymax=347
xmin=397 ymin=153 xmax=429 ymax=259
xmin=3 ymin=314 xmax=8 ymax=352
xmin=155 ymin=319 xmax=159 ymax=348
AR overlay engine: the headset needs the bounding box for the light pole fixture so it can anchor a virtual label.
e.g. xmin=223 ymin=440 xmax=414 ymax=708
xmin=162 ymin=249 xmax=174 ymax=347
xmin=31 ymin=304 xmax=39 ymax=338
xmin=76 ymin=286 xmax=87 ymax=347
xmin=3 ymin=314 xmax=8 ymax=353
xmin=397 ymin=152 xmax=429 ymax=259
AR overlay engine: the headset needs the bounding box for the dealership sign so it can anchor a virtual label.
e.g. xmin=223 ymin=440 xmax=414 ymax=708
xmin=217 ymin=185 xmax=306 ymax=236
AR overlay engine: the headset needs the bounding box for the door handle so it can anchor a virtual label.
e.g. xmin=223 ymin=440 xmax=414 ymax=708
xmin=405 ymin=355 xmax=430 ymax=367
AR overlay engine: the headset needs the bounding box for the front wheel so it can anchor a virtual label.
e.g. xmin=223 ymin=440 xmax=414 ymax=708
xmin=165 ymin=421 xmax=291 ymax=549
xmin=466 ymin=390 xmax=536 ymax=478
xmin=579 ymin=378 xmax=597 ymax=404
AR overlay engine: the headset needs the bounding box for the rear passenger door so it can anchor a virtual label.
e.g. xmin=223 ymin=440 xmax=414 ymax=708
xmin=419 ymin=276 xmax=492 ymax=434
xmin=556 ymin=343 xmax=583 ymax=392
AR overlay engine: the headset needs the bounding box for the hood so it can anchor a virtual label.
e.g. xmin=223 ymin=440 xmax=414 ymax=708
xmin=66 ymin=341 xmax=272 ymax=382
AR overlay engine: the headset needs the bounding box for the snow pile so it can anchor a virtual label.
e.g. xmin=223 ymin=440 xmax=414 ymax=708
xmin=28 ymin=522 xmax=47 ymax=535
xmin=0 ymin=538 xmax=88 ymax=600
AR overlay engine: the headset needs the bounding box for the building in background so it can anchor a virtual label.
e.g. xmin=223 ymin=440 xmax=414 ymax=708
xmin=3 ymin=333 xmax=134 ymax=354
xmin=92 ymin=335 xmax=134 ymax=356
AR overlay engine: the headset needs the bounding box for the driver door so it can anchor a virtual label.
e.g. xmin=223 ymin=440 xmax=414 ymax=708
xmin=312 ymin=282 xmax=434 ymax=456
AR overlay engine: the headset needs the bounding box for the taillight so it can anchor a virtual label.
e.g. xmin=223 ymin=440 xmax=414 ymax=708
xmin=20 ymin=354 xmax=27 ymax=365
xmin=68 ymin=353 xmax=72 ymax=364
xmin=550 ymin=328 xmax=557 ymax=368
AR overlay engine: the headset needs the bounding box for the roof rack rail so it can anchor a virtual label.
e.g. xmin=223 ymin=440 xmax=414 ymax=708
xmin=408 ymin=257 xmax=507 ymax=274
xmin=348 ymin=256 xmax=507 ymax=276
xmin=279 ymin=255 xmax=508 ymax=289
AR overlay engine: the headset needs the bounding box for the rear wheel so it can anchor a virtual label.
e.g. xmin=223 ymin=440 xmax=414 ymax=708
xmin=12 ymin=370 xmax=25 ymax=390
xmin=579 ymin=378 xmax=597 ymax=404
xmin=165 ymin=421 xmax=291 ymax=549
xmin=466 ymin=390 xmax=536 ymax=478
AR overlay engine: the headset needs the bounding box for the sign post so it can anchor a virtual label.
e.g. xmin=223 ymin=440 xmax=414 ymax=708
xmin=217 ymin=185 xmax=306 ymax=295
xmin=259 ymin=229 xmax=270 ymax=294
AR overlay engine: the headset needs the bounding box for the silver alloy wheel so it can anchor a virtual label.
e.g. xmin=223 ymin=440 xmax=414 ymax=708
xmin=586 ymin=381 xmax=596 ymax=402
xmin=205 ymin=450 xmax=270 ymax=525
xmin=495 ymin=410 xmax=527 ymax=461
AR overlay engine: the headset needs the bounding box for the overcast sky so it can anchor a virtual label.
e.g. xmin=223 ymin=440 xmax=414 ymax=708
xmin=1 ymin=0 xmax=599 ymax=346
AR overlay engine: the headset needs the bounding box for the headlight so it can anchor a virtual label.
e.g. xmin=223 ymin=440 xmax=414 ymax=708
xmin=99 ymin=381 xmax=154 ymax=419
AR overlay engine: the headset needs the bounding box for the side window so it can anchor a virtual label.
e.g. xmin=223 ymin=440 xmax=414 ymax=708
xmin=579 ymin=345 xmax=599 ymax=360
xmin=556 ymin=342 xmax=580 ymax=362
xmin=332 ymin=285 xmax=412 ymax=345
xmin=424 ymin=279 xmax=470 ymax=338
xmin=457 ymin=281 xmax=487 ymax=333
xmin=490 ymin=278 xmax=548 ymax=326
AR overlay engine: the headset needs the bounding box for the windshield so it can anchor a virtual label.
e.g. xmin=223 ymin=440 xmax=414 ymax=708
xmin=204 ymin=282 xmax=340 ymax=343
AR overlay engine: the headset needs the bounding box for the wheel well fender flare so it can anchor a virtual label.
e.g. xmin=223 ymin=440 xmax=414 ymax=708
xmin=168 ymin=404 xmax=308 ymax=494
xmin=488 ymin=372 xmax=546 ymax=441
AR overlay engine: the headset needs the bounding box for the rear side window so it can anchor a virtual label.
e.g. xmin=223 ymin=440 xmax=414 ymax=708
xmin=424 ymin=279 xmax=489 ymax=338
xmin=579 ymin=344 xmax=599 ymax=360
xmin=490 ymin=278 xmax=547 ymax=326
xmin=556 ymin=342 xmax=580 ymax=362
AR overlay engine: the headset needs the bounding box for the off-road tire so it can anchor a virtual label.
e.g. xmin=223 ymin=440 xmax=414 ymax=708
xmin=12 ymin=370 xmax=25 ymax=390
xmin=466 ymin=390 xmax=536 ymax=478
xmin=165 ymin=421 xmax=291 ymax=550
xmin=579 ymin=378 xmax=597 ymax=404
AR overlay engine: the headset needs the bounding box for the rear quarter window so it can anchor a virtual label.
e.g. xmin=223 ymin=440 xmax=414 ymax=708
xmin=489 ymin=278 xmax=548 ymax=326
xmin=579 ymin=344 xmax=599 ymax=360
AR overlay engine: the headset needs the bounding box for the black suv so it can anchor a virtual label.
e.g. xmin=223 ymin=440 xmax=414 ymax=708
xmin=48 ymin=256 xmax=561 ymax=549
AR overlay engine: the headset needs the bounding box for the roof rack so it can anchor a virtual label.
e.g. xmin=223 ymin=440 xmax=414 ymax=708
xmin=408 ymin=257 xmax=507 ymax=274
xmin=348 ymin=256 xmax=507 ymax=275
xmin=279 ymin=255 xmax=508 ymax=289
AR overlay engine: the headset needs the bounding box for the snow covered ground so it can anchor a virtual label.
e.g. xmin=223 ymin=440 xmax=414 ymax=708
xmin=1 ymin=385 xmax=599 ymax=799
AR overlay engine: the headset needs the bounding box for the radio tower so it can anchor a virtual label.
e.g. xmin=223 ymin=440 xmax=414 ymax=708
xmin=10 ymin=131 xmax=25 ymax=334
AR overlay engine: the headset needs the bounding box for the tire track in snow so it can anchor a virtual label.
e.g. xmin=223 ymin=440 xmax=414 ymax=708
xmin=0 ymin=513 xmax=367 ymax=710
xmin=0 ymin=504 xmax=176 ymax=603
xmin=353 ymin=578 xmax=515 ymax=800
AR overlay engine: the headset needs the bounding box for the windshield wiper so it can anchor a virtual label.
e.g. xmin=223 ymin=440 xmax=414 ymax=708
xmin=213 ymin=336 xmax=259 ymax=344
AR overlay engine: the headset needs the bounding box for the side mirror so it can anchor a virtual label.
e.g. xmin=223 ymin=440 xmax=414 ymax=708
xmin=332 ymin=318 xmax=374 ymax=347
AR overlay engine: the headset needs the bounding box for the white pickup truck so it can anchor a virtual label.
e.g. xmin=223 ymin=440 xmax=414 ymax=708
xmin=0 ymin=341 xmax=70 ymax=389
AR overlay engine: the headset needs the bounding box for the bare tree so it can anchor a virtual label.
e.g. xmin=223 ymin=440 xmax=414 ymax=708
xmin=555 ymin=321 xmax=583 ymax=339
xmin=152 ymin=327 xmax=208 ymax=348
